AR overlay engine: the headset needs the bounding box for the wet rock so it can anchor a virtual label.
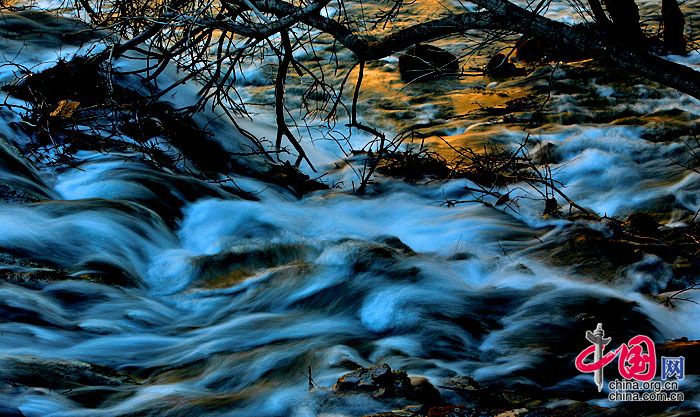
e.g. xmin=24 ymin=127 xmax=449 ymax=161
xmin=484 ymin=54 xmax=524 ymax=77
xmin=0 ymin=355 xmax=138 ymax=409
xmin=335 ymin=364 xmax=441 ymax=404
xmin=0 ymin=245 xmax=143 ymax=288
xmin=193 ymin=243 xmax=308 ymax=288
xmin=447 ymin=252 xmax=474 ymax=261
xmin=441 ymin=376 xmax=482 ymax=395
xmin=0 ymin=355 xmax=136 ymax=389
xmin=0 ymin=265 xmax=69 ymax=287
xmin=377 ymin=236 xmax=416 ymax=255
xmin=531 ymin=142 xmax=561 ymax=165
xmin=0 ymin=406 xmax=25 ymax=417
xmin=547 ymin=226 xmax=644 ymax=279
xmin=0 ymin=136 xmax=51 ymax=203
xmin=0 ymin=10 xmax=100 ymax=47
xmin=409 ymin=376 xmax=442 ymax=406
xmin=599 ymin=217 xmax=624 ymax=239
xmin=0 ymin=182 xmax=47 ymax=203
xmin=349 ymin=240 xmax=420 ymax=280
xmin=624 ymin=212 xmax=660 ymax=236
xmin=399 ymin=44 xmax=459 ymax=82
xmin=0 ymin=251 xmax=71 ymax=288
xmin=335 ymin=363 xmax=411 ymax=398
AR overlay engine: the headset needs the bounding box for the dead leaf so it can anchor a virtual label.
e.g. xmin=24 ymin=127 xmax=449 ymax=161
xmin=50 ymin=100 xmax=80 ymax=118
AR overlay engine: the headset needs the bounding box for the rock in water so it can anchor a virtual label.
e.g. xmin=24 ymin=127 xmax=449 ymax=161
xmin=399 ymin=44 xmax=459 ymax=82
xmin=532 ymin=142 xmax=561 ymax=165
xmin=625 ymin=212 xmax=660 ymax=236
xmin=409 ymin=376 xmax=442 ymax=406
xmin=334 ymin=364 xmax=441 ymax=404
xmin=484 ymin=53 xmax=523 ymax=77
xmin=0 ymin=405 xmax=25 ymax=417
xmin=0 ymin=355 xmax=136 ymax=389
xmin=335 ymin=363 xmax=408 ymax=397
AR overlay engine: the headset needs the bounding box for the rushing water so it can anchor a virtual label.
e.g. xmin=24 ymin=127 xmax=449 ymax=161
xmin=0 ymin=2 xmax=699 ymax=416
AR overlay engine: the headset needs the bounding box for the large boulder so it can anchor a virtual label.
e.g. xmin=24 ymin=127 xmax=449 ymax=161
xmin=399 ymin=44 xmax=459 ymax=82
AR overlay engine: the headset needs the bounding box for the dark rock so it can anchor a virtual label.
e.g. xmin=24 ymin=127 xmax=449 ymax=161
xmin=0 ymin=10 xmax=100 ymax=47
xmin=0 ymin=182 xmax=47 ymax=203
xmin=447 ymin=252 xmax=474 ymax=261
xmin=599 ymin=217 xmax=624 ymax=239
xmin=334 ymin=363 xmax=412 ymax=398
xmin=399 ymin=44 xmax=459 ymax=82
xmin=546 ymin=225 xmax=645 ymax=280
xmin=531 ymin=143 xmax=561 ymax=165
xmin=0 ymin=136 xmax=51 ymax=203
xmin=0 ymin=406 xmax=25 ymax=417
xmin=625 ymin=212 xmax=660 ymax=236
xmin=409 ymin=376 xmax=442 ymax=406
xmin=335 ymin=364 xmax=441 ymax=404
xmin=349 ymin=240 xmax=420 ymax=281
xmin=484 ymin=54 xmax=523 ymax=77
xmin=193 ymin=243 xmax=307 ymax=288
xmin=0 ymin=265 xmax=69 ymax=288
xmin=377 ymin=236 xmax=416 ymax=255
xmin=442 ymin=376 xmax=482 ymax=393
xmin=0 ymin=355 xmax=136 ymax=389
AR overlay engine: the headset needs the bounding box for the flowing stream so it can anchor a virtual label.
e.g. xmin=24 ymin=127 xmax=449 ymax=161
xmin=0 ymin=2 xmax=699 ymax=416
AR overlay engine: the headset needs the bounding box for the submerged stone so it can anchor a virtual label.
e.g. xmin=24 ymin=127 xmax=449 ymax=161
xmin=484 ymin=54 xmax=524 ymax=78
xmin=0 ymin=355 xmax=136 ymax=389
